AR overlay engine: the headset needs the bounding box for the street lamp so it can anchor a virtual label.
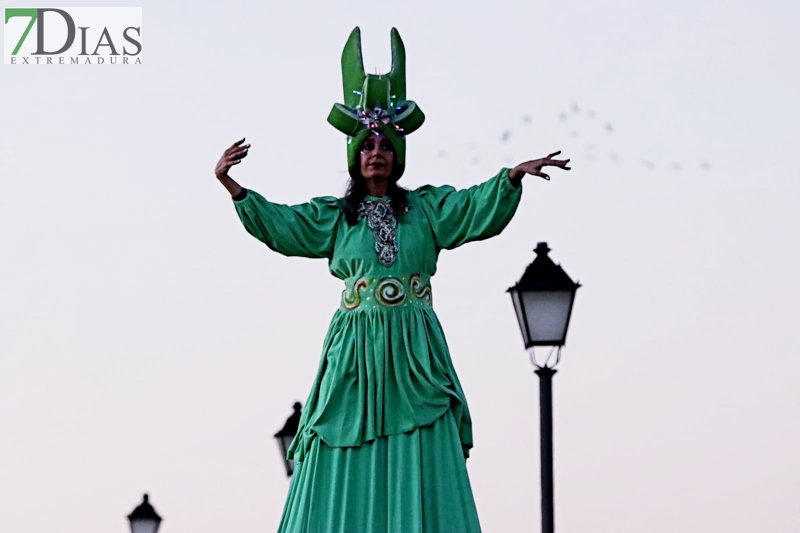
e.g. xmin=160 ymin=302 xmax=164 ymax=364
xmin=275 ymin=402 xmax=302 ymax=477
xmin=508 ymin=242 xmax=580 ymax=533
xmin=127 ymin=493 xmax=162 ymax=533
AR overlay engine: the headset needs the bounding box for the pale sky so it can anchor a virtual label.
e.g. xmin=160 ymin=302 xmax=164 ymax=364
xmin=1 ymin=1 xmax=799 ymax=532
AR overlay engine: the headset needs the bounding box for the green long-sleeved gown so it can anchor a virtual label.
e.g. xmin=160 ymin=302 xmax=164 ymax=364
xmin=234 ymin=168 xmax=523 ymax=533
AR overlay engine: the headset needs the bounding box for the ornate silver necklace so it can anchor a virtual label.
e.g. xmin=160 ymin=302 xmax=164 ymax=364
xmin=358 ymin=199 xmax=408 ymax=267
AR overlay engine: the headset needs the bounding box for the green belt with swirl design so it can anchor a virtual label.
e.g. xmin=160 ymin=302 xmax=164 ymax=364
xmin=341 ymin=274 xmax=433 ymax=310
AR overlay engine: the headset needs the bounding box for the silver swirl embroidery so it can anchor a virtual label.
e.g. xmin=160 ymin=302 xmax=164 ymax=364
xmin=342 ymin=277 xmax=369 ymax=310
xmin=358 ymin=199 xmax=407 ymax=267
xmin=409 ymin=274 xmax=432 ymax=302
xmin=375 ymin=278 xmax=405 ymax=306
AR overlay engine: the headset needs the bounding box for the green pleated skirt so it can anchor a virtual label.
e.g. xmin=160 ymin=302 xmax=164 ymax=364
xmin=277 ymin=409 xmax=482 ymax=533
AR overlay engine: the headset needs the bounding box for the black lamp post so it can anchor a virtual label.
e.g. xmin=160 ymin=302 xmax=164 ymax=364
xmin=508 ymin=242 xmax=580 ymax=533
xmin=127 ymin=493 xmax=162 ymax=533
xmin=275 ymin=402 xmax=302 ymax=477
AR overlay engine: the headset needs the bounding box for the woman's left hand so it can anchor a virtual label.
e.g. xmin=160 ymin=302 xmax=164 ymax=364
xmin=509 ymin=151 xmax=571 ymax=186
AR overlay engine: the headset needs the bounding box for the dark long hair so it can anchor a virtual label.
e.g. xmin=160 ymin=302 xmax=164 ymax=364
xmin=343 ymin=162 xmax=409 ymax=225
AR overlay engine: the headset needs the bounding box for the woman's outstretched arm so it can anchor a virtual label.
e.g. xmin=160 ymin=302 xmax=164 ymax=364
xmin=214 ymin=138 xmax=340 ymax=258
xmin=508 ymin=151 xmax=571 ymax=186
xmin=215 ymin=137 xmax=249 ymax=197
xmin=414 ymin=150 xmax=571 ymax=250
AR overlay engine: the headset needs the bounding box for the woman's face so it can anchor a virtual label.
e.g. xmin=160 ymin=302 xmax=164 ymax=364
xmin=359 ymin=133 xmax=395 ymax=181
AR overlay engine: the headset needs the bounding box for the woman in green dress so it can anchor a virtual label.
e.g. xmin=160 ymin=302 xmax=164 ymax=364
xmin=214 ymin=28 xmax=570 ymax=533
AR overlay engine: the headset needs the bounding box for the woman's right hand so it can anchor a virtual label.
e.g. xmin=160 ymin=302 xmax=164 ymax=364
xmin=215 ymin=137 xmax=250 ymax=179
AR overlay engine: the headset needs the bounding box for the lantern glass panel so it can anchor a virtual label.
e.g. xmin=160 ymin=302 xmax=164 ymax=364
xmin=279 ymin=435 xmax=293 ymax=456
xmin=511 ymin=290 xmax=530 ymax=346
xmin=130 ymin=519 xmax=160 ymax=533
xmin=522 ymin=290 xmax=573 ymax=344
xmin=278 ymin=435 xmax=295 ymax=474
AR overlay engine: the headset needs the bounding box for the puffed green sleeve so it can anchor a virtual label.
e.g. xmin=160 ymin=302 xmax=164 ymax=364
xmin=415 ymin=168 xmax=523 ymax=251
xmin=233 ymin=189 xmax=341 ymax=258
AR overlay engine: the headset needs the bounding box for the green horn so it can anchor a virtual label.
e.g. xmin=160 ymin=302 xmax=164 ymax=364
xmin=388 ymin=27 xmax=406 ymax=103
xmin=341 ymin=27 xmax=366 ymax=108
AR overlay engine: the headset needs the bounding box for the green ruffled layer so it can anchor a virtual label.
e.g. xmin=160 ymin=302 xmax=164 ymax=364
xmin=289 ymin=305 xmax=473 ymax=463
xmin=279 ymin=410 xmax=481 ymax=533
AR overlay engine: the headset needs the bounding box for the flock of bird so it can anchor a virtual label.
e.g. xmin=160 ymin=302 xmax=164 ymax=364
xmin=437 ymin=103 xmax=712 ymax=173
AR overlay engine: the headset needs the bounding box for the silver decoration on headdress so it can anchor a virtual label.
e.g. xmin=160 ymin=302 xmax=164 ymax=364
xmin=359 ymin=107 xmax=392 ymax=130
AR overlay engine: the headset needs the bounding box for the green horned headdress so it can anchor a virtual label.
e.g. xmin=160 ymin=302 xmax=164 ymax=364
xmin=327 ymin=27 xmax=425 ymax=178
